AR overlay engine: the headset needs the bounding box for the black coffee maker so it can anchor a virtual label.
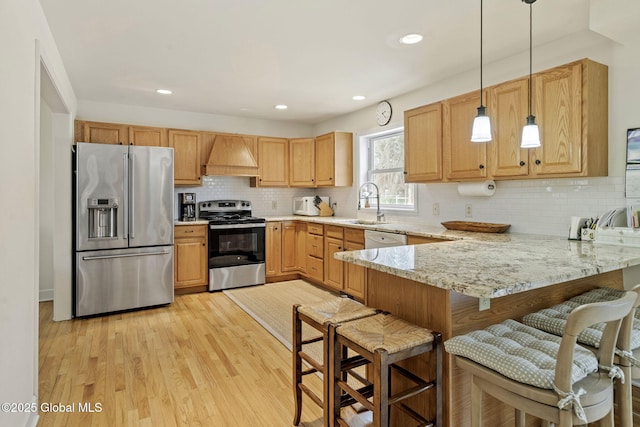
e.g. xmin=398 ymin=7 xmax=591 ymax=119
xmin=178 ymin=193 xmax=196 ymax=221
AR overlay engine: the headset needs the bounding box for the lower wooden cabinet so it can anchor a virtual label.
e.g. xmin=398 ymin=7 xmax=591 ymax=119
xmin=266 ymin=221 xmax=299 ymax=280
xmin=323 ymin=226 xmax=345 ymax=292
xmin=343 ymin=228 xmax=366 ymax=301
xmin=174 ymin=224 xmax=208 ymax=292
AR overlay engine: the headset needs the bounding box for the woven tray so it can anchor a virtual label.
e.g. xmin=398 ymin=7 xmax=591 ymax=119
xmin=441 ymin=221 xmax=511 ymax=233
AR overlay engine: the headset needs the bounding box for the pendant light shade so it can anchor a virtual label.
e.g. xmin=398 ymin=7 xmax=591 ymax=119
xmin=520 ymin=0 xmax=541 ymax=148
xmin=471 ymin=0 xmax=492 ymax=143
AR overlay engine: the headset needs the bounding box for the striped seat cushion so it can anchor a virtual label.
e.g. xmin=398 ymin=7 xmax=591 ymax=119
xmin=444 ymin=319 xmax=598 ymax=389
xmin=522 ymin=287 xmax=640 ymax=349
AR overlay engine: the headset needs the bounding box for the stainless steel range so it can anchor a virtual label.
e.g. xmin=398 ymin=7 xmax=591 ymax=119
xmin=199 ymin=200 xmax=265 ymax=291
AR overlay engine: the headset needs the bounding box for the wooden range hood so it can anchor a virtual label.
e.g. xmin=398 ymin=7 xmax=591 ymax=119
xmin=203 ymin=133 xmax=259 ymax=177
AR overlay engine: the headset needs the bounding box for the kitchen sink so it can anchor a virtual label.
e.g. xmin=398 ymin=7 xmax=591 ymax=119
xmin=337 ymin=219 xmax=382 ymax=225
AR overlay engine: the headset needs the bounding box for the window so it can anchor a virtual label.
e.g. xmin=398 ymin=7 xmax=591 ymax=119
xmin=362 ymin=128 xmax=416 ymax=211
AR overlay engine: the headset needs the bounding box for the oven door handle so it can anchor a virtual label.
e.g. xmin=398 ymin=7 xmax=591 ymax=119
xmin=209 ymin=223 xmax=265 ymax=230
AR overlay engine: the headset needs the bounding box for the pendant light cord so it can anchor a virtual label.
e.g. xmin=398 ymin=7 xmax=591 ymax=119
xmin=480 ymin=0 xmax=484 ymax=106
xmin=528 ymin=1 xmax=533 ymax=117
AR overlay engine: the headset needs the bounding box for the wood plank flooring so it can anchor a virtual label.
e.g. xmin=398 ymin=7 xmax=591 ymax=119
xmin=38 ymin=291 xmax=324 ymax=427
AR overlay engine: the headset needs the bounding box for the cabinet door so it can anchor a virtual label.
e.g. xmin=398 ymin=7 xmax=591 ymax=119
xmin=129 ymin=126 xmax=167 ymax=147
xmin=289 ymin=138 xmax=315 ymax=187
xmin=296 ymin=222 xmax=307 ymax=273
xmin=404 ymin=103 xmax=443 ymax=182
xmin=488 ymin=78 xmax=530 ymax=178
xmin=530 ymin=62 xmax=583 ymax=175
xmin=315 ymin=133 xmax=335 ymax=186
xmin=281 ymin=222 xmax=297 ymax=272
xmin=323 ymin=236 xmax=344 ymax=292
xmin=257 ymin=137 xmax=289 ymax=187
xmin=344 ymin=240 xmax=366 ymax=302
xmin=169 ymin=129 xmax=201 ymax=185
xmin=81 ymin=121 xmax=128 ymax=145
xmin=265 ymin=222 xmax=282 ymax=277
xmin=443 ymin=91 xmax=488 ymax=180
xmin=174 ymin=225 xmax=207 ymax=289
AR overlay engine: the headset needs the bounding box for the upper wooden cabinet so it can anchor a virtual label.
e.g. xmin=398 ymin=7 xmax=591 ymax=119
xmin=405 ymin=58 xmax=608 ymax=182
xmin=201 ymin=132 xmax=258 ymax=177
xmin=129 ymin=126 xmax=168 ymax=147
xmin=404 ymin=103 xmax=443 ymax=182
xmin=529 ymin=59 xmax=608 ymax=178
xmin=488 ymin=78 xmax=530 ymax=178
xmin=169 ymin=129 xmax=201 ymax=185
xmin=443 ymin=91 xmax=488 ymax=181
xmin=76 ymin=121 xmax=167 ymax=146
xmin=289 ymin=138 xmax=316 ymax=187
xmin=254 ymin=136 xmax=289 ymax=187
xmin=315 ymin=132 xmax=353 ymax=187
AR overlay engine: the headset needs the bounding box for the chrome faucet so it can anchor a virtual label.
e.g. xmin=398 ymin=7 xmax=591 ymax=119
xmin=358 ymin=182 xmax=385 ymax=222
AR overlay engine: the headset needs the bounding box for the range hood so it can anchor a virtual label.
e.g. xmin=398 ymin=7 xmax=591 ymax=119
xmin=204 ymin=133 xmax=259 ymax=177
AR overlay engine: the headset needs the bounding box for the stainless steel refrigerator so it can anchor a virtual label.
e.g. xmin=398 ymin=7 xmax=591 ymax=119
xmin=73 ymin=142 xmax=174 ymax=317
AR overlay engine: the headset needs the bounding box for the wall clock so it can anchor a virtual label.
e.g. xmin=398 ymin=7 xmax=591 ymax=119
xmin=375 ymin=101 xmax=392 ymax=126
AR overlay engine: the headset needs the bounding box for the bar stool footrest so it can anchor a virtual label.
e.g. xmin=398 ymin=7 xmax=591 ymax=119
xmin=338 ymin=381 xmax=374 ymax=411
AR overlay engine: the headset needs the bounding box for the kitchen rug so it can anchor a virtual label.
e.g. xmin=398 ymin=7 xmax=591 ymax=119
xmin=223 ymin=280 xmax=338 ymax=361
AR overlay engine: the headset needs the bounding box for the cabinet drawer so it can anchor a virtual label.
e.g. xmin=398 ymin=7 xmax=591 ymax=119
xmin=344 ymin=228 xmax=364 ymax=244
xmin=307 ymin=223 xmax=324 ymax=235
xmin=306 ymin=255 xmax=324 ymax=282
xmin=306 ymin=234 xmax=324 ymax=258
xmin=175 ymin=224 xmax=207 ymax=238
xmin=325 ymin=225 xmax=344 ymax=240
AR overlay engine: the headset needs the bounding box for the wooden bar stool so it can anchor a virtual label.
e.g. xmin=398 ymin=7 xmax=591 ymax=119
xmin=521 ymin=285 xmax=640 ymax=427
xmin=329 ymin=312 xmax=442 ymax=427
xmin=293 ymin=297 xmax=378 ymax=426
xmin=445 ymin=292 xmax=636 ymax=427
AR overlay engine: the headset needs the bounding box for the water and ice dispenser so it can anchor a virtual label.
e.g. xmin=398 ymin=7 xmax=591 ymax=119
xmin=87 ymin=198 xmax=118 ymax=239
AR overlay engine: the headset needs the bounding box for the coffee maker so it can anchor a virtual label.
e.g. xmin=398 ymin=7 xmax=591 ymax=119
xmin=178 ymin=193 xmax=196 ymax=221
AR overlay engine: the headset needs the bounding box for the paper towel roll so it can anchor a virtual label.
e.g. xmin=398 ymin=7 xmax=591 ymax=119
xmin=457 ymin=180 xmax=496 ymax=197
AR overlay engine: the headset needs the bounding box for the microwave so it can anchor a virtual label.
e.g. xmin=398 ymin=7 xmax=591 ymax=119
xmin=293 ymin=196 xmax=329 ymax=216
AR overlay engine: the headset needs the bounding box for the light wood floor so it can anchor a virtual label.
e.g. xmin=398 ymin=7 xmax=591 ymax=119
xmin=38 ymin=291 xmax=324 ymax=427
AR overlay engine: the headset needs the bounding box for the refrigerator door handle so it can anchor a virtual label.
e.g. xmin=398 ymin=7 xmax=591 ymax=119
xmin=82 ymin=250 xmax=169 ymax=261
xmin=129 ymin=153 xmax=135 ymax=239
xmin=123 ymin=153 xmax=129 ymax=239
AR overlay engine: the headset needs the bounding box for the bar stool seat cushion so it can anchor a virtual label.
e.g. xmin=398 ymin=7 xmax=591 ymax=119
xmin=444 ymin=319 xmax=598 ymax=389
xmin=337 ymin=313 xmax=436 ymax=354
xmin=522 ymin=287 xmax=640 ymax=350
xmin=297 ymin=298 xmax=378 ymax=325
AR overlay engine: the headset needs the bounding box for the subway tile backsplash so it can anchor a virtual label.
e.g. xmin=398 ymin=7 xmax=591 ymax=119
xmin=175 ymin=176 xmax=629 ymax=238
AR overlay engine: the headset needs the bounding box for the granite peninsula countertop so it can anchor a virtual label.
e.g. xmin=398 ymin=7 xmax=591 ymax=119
xmin=265 ymin=216 xmax=640 ymax=299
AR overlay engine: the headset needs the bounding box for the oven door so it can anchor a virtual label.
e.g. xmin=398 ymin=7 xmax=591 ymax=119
xmin=208 ymin=223 xmax=266 ymax=291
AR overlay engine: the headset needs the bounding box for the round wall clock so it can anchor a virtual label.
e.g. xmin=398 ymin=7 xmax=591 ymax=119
xmin=375 ymin=101 xmax=392 ymax=126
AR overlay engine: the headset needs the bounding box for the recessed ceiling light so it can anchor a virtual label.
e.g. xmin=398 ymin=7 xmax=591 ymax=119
xmin=156 ymin=89 xmax=172 ymax=95
xmin=274 ymin=104 xmax=288 ymax=110
xmin=399 ymin=34 xmax=423 ymax=45
xmin=352 ymin=95 xmax=366 ymax=101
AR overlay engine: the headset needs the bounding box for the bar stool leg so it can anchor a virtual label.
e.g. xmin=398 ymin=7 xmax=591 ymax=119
xmin=471 ymin=377 xmax=482 ymax=427
xmin=293 ymin=304 xmax=303 ymax=426
xmin=374 ymin=350 xmax=390 ymax=427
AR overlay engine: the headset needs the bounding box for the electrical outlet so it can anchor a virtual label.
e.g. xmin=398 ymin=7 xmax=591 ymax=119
xmin=465 ymin=204 xmax=472 ymax=217
xmin=432 ymin=203 xmax=440 ymax=216
xmin=272 ymin=200 xmax=277 ymax=210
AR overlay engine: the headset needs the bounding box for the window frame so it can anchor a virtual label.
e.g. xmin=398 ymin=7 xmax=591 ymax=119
xmin=360 ymin=127 xmax=417 ymax=213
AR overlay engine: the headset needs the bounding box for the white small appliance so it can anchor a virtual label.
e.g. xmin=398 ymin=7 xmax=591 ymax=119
xmin=293 ymin=196 xmax=329 ymax=216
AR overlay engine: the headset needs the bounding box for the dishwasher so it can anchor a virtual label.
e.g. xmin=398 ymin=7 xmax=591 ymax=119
xmin=364 ymin=230 xmax=407 ymax=249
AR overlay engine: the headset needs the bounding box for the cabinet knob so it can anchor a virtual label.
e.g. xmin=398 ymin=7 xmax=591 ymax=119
xmin=118 ymin=142 xmax=123 ymax=145
xmin=479 ymin=164 xmax=485 ymax=169
xmin=202 ymin=243 xmax=205 ymax=246
xmin=519 ymin=161 xmax=526 ymax=167
xmin=535 ymin=159 xmax=541 ymax=165
xmin=403 ymin=171 xmax=407 ymax=175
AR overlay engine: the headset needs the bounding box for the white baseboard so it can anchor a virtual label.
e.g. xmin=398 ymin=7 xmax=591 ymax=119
xmin=39 ymin=288 xmax=53 ymax=302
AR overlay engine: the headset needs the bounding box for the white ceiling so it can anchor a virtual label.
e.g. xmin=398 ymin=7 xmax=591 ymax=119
xmin=40 ymin=0 xmax=591 ymax=124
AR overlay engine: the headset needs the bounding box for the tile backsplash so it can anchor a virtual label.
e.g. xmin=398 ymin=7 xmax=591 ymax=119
xmin=176 ymin=175 xmax=628 ymax=238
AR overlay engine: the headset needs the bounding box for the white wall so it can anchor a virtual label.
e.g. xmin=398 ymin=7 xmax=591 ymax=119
xmin=1 ymin=1 xmax=76 ymax=426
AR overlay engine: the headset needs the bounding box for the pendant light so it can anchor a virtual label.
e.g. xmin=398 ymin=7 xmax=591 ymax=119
xmin=520 ymin=0 xmax=541 ymax=148
xmin=470 ymin=0 xmax=492 ymax=143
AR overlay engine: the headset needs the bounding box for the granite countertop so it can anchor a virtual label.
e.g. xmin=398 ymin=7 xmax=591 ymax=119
xmin=266 ymin=216 xmax=640 ymax=299
xmin=175 ymin=220 xmax=210 ymax=225
xmin=335 ymin=235 xmax=640 ymax=299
